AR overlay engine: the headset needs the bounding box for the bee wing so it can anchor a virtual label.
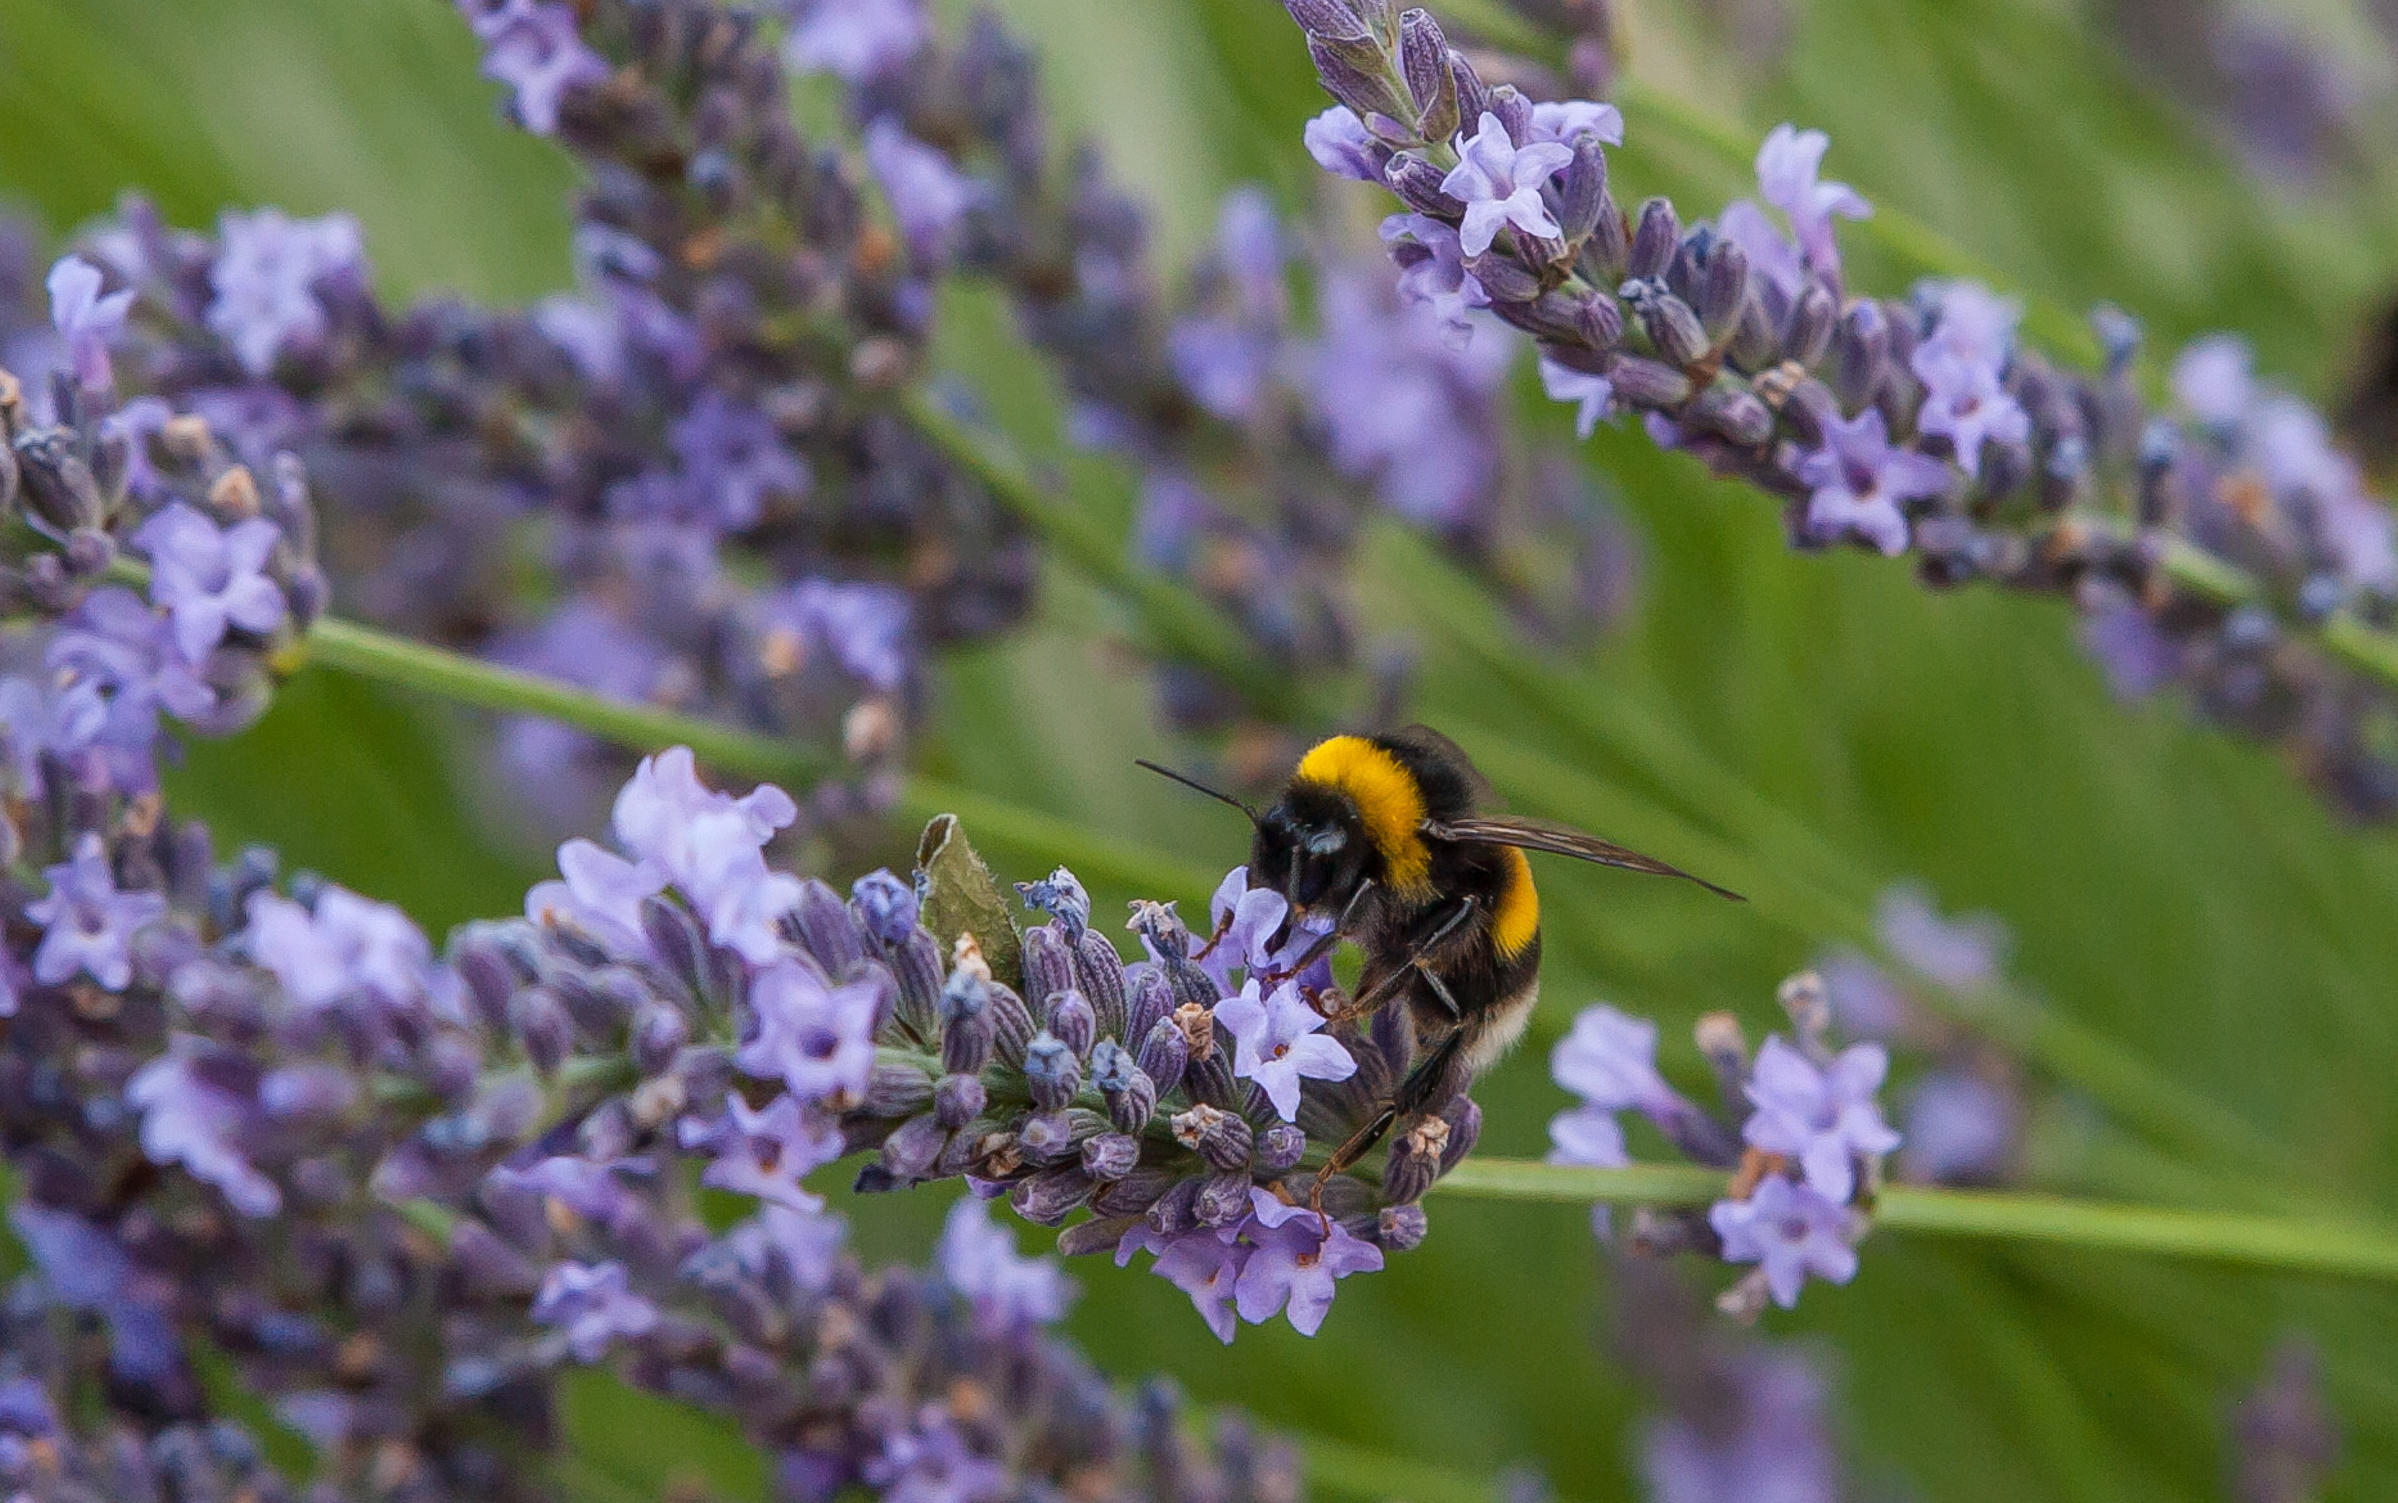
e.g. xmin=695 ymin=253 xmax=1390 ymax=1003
xmin=1422 ymin=815 xmax=1746 ymax=902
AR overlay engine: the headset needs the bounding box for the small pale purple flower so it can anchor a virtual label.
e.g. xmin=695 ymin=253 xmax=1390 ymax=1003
xmin=532 ymin=1261 xmax=660 ymax=1362
xmin=526 ymin=836 xmax=666 ymax=959
xmin=762 ymin=578 xmax=912 ymax=692
xmin=730 ymin=1203 xmax=847 ymax=1293
xmin=738 ymin=959 xmax=881 ymax=1106
xmin=1715 ymin=201 xmax=1804 ymax=302
xmin=1913 ymin=347 xmax=2030 ymax=478
xmin=1642 ymin=1347 xmax=1840 ymax=1503
xmin=1546 ymin=1104 xmax=1629 ymax=1169
xmin=25 ymin=834 xmax=166 ymax=989
xmin=47 ymin=255 xmax=133 ymax=390
xmin=1755 ymin=124 xmax=1869 ymax=270
xmin=132 ymin=502 xmax=287 ymax=663
xmin=127 ymin=1044 xmax=280 ymax=1217
xmin=244 ymin=886 xmax=436 ymax=1016
xmin=1540 ymin=355 xmax=1614 ymax=439
xmin=1214 ymin=978 xmax=1356 ymax=1121
xmin=1125 ymin=1224 xmax=1247 ymax=1343
xmin=610 ymin=747 xmax=804 ymax=963
xmin=47 ymin=586 xmax=216 ymax=789
xmin=785 ymin=0 xmax=926 ymax=82
xmin=1198 ymin=866 xmax=1291 ymax=993
xmin=1794 ymin=409 xmax=1952 ymax=556
xmin=1303 ymin=105 xmax=1381 ymax=182
xmin=1169 ymin=315 xmax=1277 ymax=422
xmin=670 ymin=392 xmax=809 ymax=530
xmin=1710 ymin=1174 xmax=1859 ymax=1309
xmin=1308 ymin=271 xmax=1513 ymax=527
xmin=2173 ymin=334 xmax=2254 ymax=428
xmin=1234 ymin=1190 xmax=1384 ymax=1335
xmin=1440 ymin=111 xmax=1572 ymax=258
xmin=1380 ymin=215 xmax=1490 ymax=340
xmin=866 ymin=1407 xmax=1006 ymax=1503
xmin=700 ymin=1093 xmax=843 ymax=1212
xmin=1528 ymin=99 xmax=1625 ymax=146
xmin=478 ymin=3 xmax=609 ymax=136
xmin=864 ymin=118 xmax=979 ymax=266
xmin=1741 ymin=1036 xmax=1901 ymax=1204
xmin=852 ymin=868 xmax=919 ymax=944
xmin=0 ymin=674 xmax=105 ymax=796
xmin=1552 ymin=1005 xmax=1679 ymax=1117
xmin=1899 ymin=1069 xmax=2017 ymax=1185
xmin=2080 ymin=598 xmax=2184 ymax=699
xmin=206 ymin=209 xmax=363 ymax=375
xmin=937 ymin=1196 xmax=1073 ymax=1331
xmin=1874 ymin=883 xmax=2006 ymax=991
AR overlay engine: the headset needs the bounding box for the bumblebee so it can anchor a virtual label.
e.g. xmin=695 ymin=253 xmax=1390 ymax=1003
xmin=1143 ymin=726 xmax=1741 ymax=1182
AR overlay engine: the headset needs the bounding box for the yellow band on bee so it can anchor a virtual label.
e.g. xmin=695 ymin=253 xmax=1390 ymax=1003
xmin=1294 ymin=735 xmax=1436 ymax=899
xmin=1492 ymin=846 xmax=1539 ymax=958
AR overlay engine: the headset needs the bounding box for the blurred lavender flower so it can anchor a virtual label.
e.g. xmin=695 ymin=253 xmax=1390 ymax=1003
xmin=132 ymin=502 xmax=287 ymax=661
xmin=1740 ymin=1037 xmax=1900 ymax=1204
xmin=205 ymin=209 xmax=363 ymax=375
xmin=25 ymin=833 xmax=165 ymax=988
xmin=46 ymin=255 xmax=132 ymax=390
xmin=786 ymin=0 xmax=927 ymax=81
xmin=937 ymin=1196 xmax=1075 ymax=1331
xmin=2231 ymin=1340 xmax=2340 ymax=1503
xmin=1797 ymin=411 xmax=1951 ymax=556
xmin=1755 ymin=124 xmax=1870 ymax=272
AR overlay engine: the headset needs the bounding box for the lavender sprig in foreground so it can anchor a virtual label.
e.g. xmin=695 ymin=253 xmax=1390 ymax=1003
xmin=1281 ymin=0 xmax=2398 ymax=820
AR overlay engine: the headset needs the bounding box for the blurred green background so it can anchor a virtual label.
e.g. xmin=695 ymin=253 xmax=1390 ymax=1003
xmin=5 ymin=0 xmax=2398 ymax=1498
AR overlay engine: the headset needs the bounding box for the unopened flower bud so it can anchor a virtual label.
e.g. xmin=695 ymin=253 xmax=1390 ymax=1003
xmin=1171 ymin=1104 xmax=1254 ymax=1171
xmin=1081 ymin=1132 xmax=1141 ymax=1182
xmin=1045 ymin=989 xmax=1097 ymax=1058
xmin=1024 ymin=1032 xmax=1083 ymax=1111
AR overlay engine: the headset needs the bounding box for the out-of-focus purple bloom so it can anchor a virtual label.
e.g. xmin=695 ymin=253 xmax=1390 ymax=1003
xmin=25 ymin=834 xmax=166 ymax=989
xmin=126 ymin=1043 xmax=280 ymax=1217
xmin=1170 ymin=316 xmax=1278 ymax=422
xmin=1755 ymin=124 xmax=1869 ymax=270
xmin=1540 ymin=355 xmax=1614 ymax=439
xmin=669 ymin=392 xmax=810 ymax=530
xmin=1214 ymin=978 xmax=1356 ymax=1121
xmin=739 ymin=959 xmax=881 ymax=1106
xmin=1813 ymin=950 xmax=1912 ymax=1042
xmin=1126 ymin=1225 xmax=1247 ymax=1343
xmin=699 ymin=1092 xmax=844 ymax=1211
xmin=1553 ymin=1005 xmax=1679 ymax=1117
xmin=1795 ymin=409 xmax=1951 ymax=556
xmin=851 ymin=868 xmax=919 ymax=945
xmin=493 ymin=1153 xmax=653 ymax=1228
xmin=866 ymin=1407 xmax=1007 ymax=1503
xmin=937 ymin=1196 xmax=1073 ymax=1331
xmin=532 ymin=1261 xmax=660 ymax=1362
xmin=205 ymin=209 xmax=363 ymax=375
xmin=1304 ymin=105 xmax=1382 ymax=182
xmin=46 ymin=255 xmax=133 ymax=390
xmin=785 ymin=0 xmax=926 ymax=82
xmin=1874 ymin=883 xmax=2006 ymax=991
xmin=10 ymin=1206 xmax=178 ymax=1382
xmin=476 ymin=3 xmax=609 ymax=136
xmin=1710 ymin=1174 xmax=1859 ymax=1309
xmin=1898 ymin=1069 xmax=2017 ymax=1185
xmin=1911 ymin=283 xmax=2028 ymax=478
xmin=610 ymin=747 xmax=803 ymax=963
xmin=1234 ymin=1189 xmax=1383 ymax=1335
xmin=0 ymin=674 xmax=105 ymax=796
xmin=1441 ymin=112 xmax=1573 ymax=258
xmin=244 ymin=886 xmax=436 ymax=1017
xmin=1547 ymin=1104 xmax=1629 ymax=1168
xmin=864 ymin=118 xmax=979 ymax=266
xmin=1716 ymin=201 xmax=1804 ymax=302
xmin=762 ymin=578 xmax=913 ymax=692
xmin=1309 ymin=271 xmax=1514 ymax=527
xmin=2174 ymin=334 xmax=2255 ymax=428
xmin=733 ymin=1203 xmax=848 ymax=1293
xmin=1380 ymin=214 xmax=1490 ymax=340
xmin=2081 ymin=598 xmax=2185 ymax=699
xmin=1528 ymin=99 xmax=1625 ymax=145
xmin=132 ymin=503 xmax=287 ymax=663
xmin=1740 ymin=1036 xmax=1900 ymax=1204
xmin=527 ymin=835 xmax=666 ymax=959
xmin=1642 ymin=1345 xmax=1841 ymax=1503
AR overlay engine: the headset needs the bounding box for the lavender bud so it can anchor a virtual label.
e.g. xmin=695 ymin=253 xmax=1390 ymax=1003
xmin=1687 ymin=386 xmax=1775 ymax=447
xmin=850 ymin=868 xmax=918 ymax=946
xmin=1382 ymin=1115 xmax=1450 ymax=1204
xmin=632 ymin=1000 xmax=689 ymax=1076
xmin=1024 ymin=1032 xmax=1083 ymax=1111
xmin=1729 ymin=298 xmax=1781 ymax=371
xmin=1383 ymin=152 xmax=1453 ymax=217
xmin=1195 ymin=1170 xmax=1255 ymax=1228
xmin=1126 ymin=966 xmax=1173 ymax=1044
xmin=1833 ymin=300 xmax=1892 ymax=411
xmin=934 ymin=1073 xmax=987 ymax=1129
xmin=986 ymin=980 xmax=1037 ymax=1066
xmin=1470 ymin=252 xmax=1545 ymax=304
xmin=1021 ymin=1109 xmax=1078 ymax=1162
xmin=889 ymin=929 xmax=945 ymax=1039
xmin=1282 ymin=0 xmax=1370 ymax=42
xmin=1440 ymin=1096 xmax=1483 ymax=1170
xmin=1256 ymin=1122 xmax=1307 ymax=1174
xmin=1557 ymin=136 xmax=1611 ymax=245
xmin=1783 ymin=283 xmax=1839 ymax=369
xmin=641 ymin=895 xmax=728 ymax=1006
xmin=1081 ymin=1132 xmax=1141 ymax=1182
xmin=1020 ymin=923 xmax=1075 ymax=1008
xmin=938 ymin=969 xmax=994 ymax=1075
xmin=880 ymin=1113 xmax=949 ymax=1182
xmin=1045 ymin=988 xmax=1098 ymax=1059
xmin=1016 ymin=867 xmax=1090 ymax=942
xmin=1146 ymin=1176 xmax=1205 ymax=1236
xmin=1073 ymin=930 xmax=1130 ymax=1040
xmin=1059 ymin=1216 xmax=1141 ymax=1257
xmin=1607 ymin=356 xmax=1694 ymax=409
xmin=1486 ymin=84 xmax=1534 ymax=145
xmin=1095 ymin=1167 xmax=1178 ymax=1218
xmin=509 ymin=985 xmax=573 ymax=1076
xmin=1309 ymin=36 xmax=1406 ymax=122
xmin=1137 ymin=1015 xmax=1189 ymax=1096
xmin=863 ymin=1063 xmax=935 ymax=1118
xmin=1621 ymin=279 xmax=1710 ymax=367
xmin=450 ymin=926 xmax=520 ymax=1032
xmin=1398 ymin=10 xmax=1458 ymax=141
xmin=792 ymin=880 xmax=864 ymax=973
xmin=1698 ymin=238 xmax=1752 ymax=342
xmin=1447 ymin=47 xmax=1493 ymax=125
xmin=1171 ymin=1104 xmax=1255 ymax=1171
xmin=1627 ymin=198 xmax=1680 ymax=281
xmin=1090 ymin=1041 xmax=1159 ymax=1132
xmin=1011 ymin=1167 xmax=1095 ymax=1227
xmin=14 ymin=430 xmax=105 ymax=536
xmin=1378 ymin=1203 xmax=1431 ymax=1250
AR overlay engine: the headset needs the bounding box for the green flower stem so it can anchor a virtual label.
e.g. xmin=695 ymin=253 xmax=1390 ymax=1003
xmin=1436 ymin=1159 xmax=2398 ymax=1282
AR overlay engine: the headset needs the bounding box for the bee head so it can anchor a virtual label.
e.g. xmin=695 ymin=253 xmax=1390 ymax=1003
xmin=1251 ymin=781 xmax=1372 ymax=918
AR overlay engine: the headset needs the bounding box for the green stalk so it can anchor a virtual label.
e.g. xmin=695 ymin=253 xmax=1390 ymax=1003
xmin=1437 ymin=1159 xmax=2398 ymax=1282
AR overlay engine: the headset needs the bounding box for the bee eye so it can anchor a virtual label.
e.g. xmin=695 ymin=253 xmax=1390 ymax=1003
xmin=1303 ymin=828 xmax=1346 ymax=856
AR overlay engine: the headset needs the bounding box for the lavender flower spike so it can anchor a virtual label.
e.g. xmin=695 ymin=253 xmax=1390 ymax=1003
xmin=25 ymin=834 xmax=166 ymax=989
xmin=1441 ymin=111 xmax=1573 ymax=257
xmin=1215 ymin=977 xmax=1358 ymax=1120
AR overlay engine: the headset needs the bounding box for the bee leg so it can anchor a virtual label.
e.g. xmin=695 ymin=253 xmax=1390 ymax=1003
xmin=1271 ymin=880 xmax=1376 ymax=985
xmin=1393 ymin=1025 xmax=1471 ymax=1118
xmin=1309 ymin=1106 xmax=1399 ymax=1227
xmin=1319 ymin=896 xmax=1480 ymax=1024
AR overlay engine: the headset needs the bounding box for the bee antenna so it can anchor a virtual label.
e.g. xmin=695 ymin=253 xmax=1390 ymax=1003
xmin=1135 ymin=759 xmax=1260 ymax=824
